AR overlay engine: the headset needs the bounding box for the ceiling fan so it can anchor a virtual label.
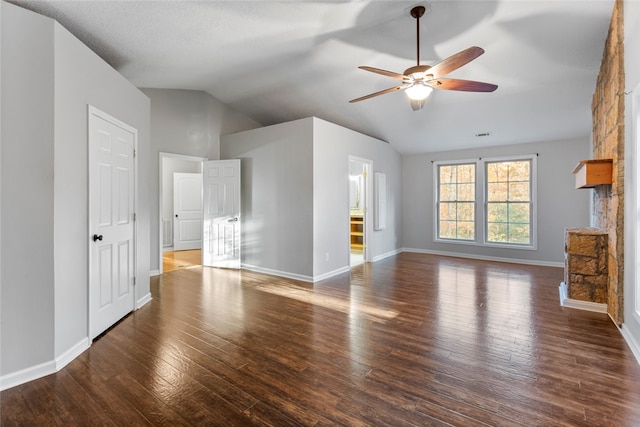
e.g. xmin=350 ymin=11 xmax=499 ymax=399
xmin=349 ymin=5 xmax=498 ymax=111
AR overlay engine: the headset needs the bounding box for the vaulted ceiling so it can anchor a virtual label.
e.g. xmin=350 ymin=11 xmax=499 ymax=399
xmin=12 ymin=1 xmax=614 ymax=154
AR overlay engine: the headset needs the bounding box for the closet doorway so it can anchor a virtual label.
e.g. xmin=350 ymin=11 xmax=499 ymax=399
xmin=349 ymin=157 xmax=373 ymax=267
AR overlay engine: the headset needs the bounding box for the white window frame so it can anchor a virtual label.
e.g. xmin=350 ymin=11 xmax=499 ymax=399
xmin=482 ymin=154 xmax=537 ymax=250
xmin=433 ymin=154 xmax=537 ymax=250
xmin=433 ymin=159 xmax=479 ymax=246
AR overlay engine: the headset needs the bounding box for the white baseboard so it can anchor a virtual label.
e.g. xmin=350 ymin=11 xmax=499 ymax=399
xmin=55 ymin=338 xmax=90 ymax=371
xmin=241 ymin=264 xmax=354 ymax=283
xmin=0 ymin=359 xmax=56 ymax=392
xmin=137 ymin=292 xmax=153 ymax=309
xmin=558 ymin=282 xmax=608 ymax=313
xmin=313 ymin=266 xmax=351 ymax=282
xmin=242 ymin=264 xmax=314 ymax=282
xmin=372 ymin=248 xmax=402 ymax=262
xmin=620 ymin=323 xmax=640 ymax=366
xmin=149 ymin=269 xmax=161 ymax=277
xmin=402 ymin=247 xmax=563 ymax=268
xmin=1 ymin=337 xmax=91 ymax=392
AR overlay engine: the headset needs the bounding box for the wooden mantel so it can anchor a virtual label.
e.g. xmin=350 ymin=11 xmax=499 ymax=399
xmin=572 ymin=159 xmax=613 ymax=189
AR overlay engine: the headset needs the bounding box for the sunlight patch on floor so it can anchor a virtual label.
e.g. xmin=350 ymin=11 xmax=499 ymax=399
xmin=255 ymin=283 xmax=398 ymax=322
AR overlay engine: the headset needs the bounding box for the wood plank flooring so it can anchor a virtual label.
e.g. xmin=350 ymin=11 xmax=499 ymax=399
xmin=162 ymin=249 xmax=201 ymax=273
xmin=3 ymin=252 xmax=640 ymax=426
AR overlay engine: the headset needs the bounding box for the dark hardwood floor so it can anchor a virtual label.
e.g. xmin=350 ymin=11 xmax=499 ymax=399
xmin=3 ymin=253 xmax=640 ymax=426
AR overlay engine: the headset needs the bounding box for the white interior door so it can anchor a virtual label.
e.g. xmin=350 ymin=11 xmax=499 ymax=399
xmin=173 ymin=172 xmax=202 ymax=251
xmin=202 ymin=159 xmax=241 ymax=268
xmin=89 ymin=107 xmax=136 ymax=339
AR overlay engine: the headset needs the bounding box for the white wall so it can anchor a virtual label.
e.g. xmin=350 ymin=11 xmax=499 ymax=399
xmin=141 ymin=88 xmax=259 ymax=272
xmin=220 ymin=117 xmax=403 ymax=281
xmin=53 ymin=22 xmax=151 ymax=358
xmin=401 ymin=137 xmax=591 ymax=265
xmin=221 ymin=118 xmax=315 ymax=279
xmin=1 ymin=2 xmax=150 ymax=388
xmin=622 ymin=0 xmax=640 ymax=360
xmin=313 ymin=118 xmax=402 ymax=275
xmin=1 ymin=2 xmax=55 ymax=376
xmin=0 ymin=0 xmax=3 ymax=381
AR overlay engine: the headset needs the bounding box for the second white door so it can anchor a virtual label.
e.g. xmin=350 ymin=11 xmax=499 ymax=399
xmin=202 ymin=159 xmax=241 ymax=268
xmin=173 ymin=172 xmax=203 ymax=251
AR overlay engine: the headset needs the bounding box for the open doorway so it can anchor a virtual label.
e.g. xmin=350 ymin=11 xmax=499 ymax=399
xmin=158 ymin=152 xmax=206 ymax=274
xmin=349 ymin=157 xmax=373 ymax=267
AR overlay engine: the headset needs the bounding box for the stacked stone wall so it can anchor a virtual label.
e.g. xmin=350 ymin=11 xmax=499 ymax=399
xmin=565 ymin=228 xmax=608 ymax=303
xmin=591 ymin=0 xmax=625 ymax=324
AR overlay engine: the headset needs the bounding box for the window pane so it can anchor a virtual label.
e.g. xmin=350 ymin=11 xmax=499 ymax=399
xmin=487 ymin=163 xmax=499 ymax=183
xmin=508 ymin=182 xmax=530 ymax=201
xmin=487 ymin=203 xmax=507 ymax=222
xmin=485 ymin=158 xmax=533 ymax=246
xmin=436 ymin=162 xmax=475 ymax=242
xmin=457 ymin=221 xmax=475 ymax=240
xmin=458 ymin=183 xmax=475 ymax=201
xmin=509 ymin=224 xmax=530 ymax=244
xmin=439 ymin=202 xmax=456 ymax=220
xmin=457 ymin=202 xmax=474 ymax=221
xmin=488 ymin=223 xmax=508 ymax=242
xmin=439 ymin=221 xmax=456 ymax=239
xmin=439 ymin=165 xmax=455 ymax=183
xmin=487 ymin=182 xmax=508 ymax=201
xmin=508 ymin=203 xmax=530 ymax=224
xmin=457 ymin=164 xmax=475 ymax=183
xmin=509 ymin=161 xmax=530 ymax=181
xmin=495 ymin=162 xmax=510 ymax=182
xmin=440 ymin=184 xmax=457 ymax=201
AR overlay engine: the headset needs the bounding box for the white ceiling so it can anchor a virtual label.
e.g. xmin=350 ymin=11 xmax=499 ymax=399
xmin=11 ymin=0 xmax=614 ymax=155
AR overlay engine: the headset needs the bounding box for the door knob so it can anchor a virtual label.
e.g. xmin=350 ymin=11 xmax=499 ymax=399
xmin=228 ymin=217 xmax=238 ymax=223
xmin=93 ymin=234 xmax=103 ymax=242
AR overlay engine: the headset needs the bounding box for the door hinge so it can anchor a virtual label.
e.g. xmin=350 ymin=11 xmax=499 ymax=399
xmin=133 ymin=149 xmax=136 ymax=158
xmin=133 ymin=277 xmax=136 ymax=286
xmin=133 ymin=213 xmax=136 ymax=222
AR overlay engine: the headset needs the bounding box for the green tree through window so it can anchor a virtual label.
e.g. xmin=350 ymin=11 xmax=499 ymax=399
xmin=437 ymin=163 xmax=475 ymax=240
xmin=434 ymin=155 xmax=536 ymax=248
xmin=486 ymin=160 xmax=531 ymax=244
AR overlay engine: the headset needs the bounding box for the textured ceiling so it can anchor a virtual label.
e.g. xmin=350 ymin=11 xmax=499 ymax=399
xmin=11 ymin=1 xmax=614 ymax=155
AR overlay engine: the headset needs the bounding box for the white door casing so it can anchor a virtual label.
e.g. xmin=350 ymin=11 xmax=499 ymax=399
xmin=349 ymin=156 xmax=373 ymax=264
xmin=173 ymin=172 xmax=203 ymax=251
xmin=89 ymin=106 xmax=136 ymax=339
xmin=202 ymin=159 xmax=241 ymax=268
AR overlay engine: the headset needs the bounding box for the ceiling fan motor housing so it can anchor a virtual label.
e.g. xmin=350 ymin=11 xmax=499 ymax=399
xmin=404 ymin=65 xmax=432 ymax=79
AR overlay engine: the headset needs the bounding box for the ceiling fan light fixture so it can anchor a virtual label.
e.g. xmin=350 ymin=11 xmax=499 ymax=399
xmin=410 ymin=98 xmax=427 ymax=111
xmin=349 ymin=5 xmax=497 ymax=108
xmin=405 ymin=83 xmax=433 ymax=101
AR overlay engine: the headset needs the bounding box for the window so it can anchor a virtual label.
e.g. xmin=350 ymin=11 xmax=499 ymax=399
xmin=436 ymin=162 xmax=475 ymax=241
xmin=486 ymin=159 xmax=532 ymax=245
xmin=434 ymin=155 xmax=536 ymax=249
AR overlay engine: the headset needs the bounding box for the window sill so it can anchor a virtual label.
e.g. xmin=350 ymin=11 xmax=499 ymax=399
xmin=434 ymin=238 xmax=537 ymax=251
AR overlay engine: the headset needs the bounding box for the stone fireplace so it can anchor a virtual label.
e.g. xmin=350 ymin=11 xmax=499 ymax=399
xmin=581 ymin=0 xmax=625 ymax=324
xmin=563 ymin=228 xmax=608 ymax=305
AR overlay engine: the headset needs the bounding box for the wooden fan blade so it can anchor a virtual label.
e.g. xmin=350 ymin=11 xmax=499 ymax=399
xmin=427 ymin=78 xmax=497 ymax=92
xmin=349 ymin=85 xmax=406 ymax=103
xmin=358 ymin=66 xmax=408 ymax=81
xmin=428 ymin=46 xmax=485 ymax=78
